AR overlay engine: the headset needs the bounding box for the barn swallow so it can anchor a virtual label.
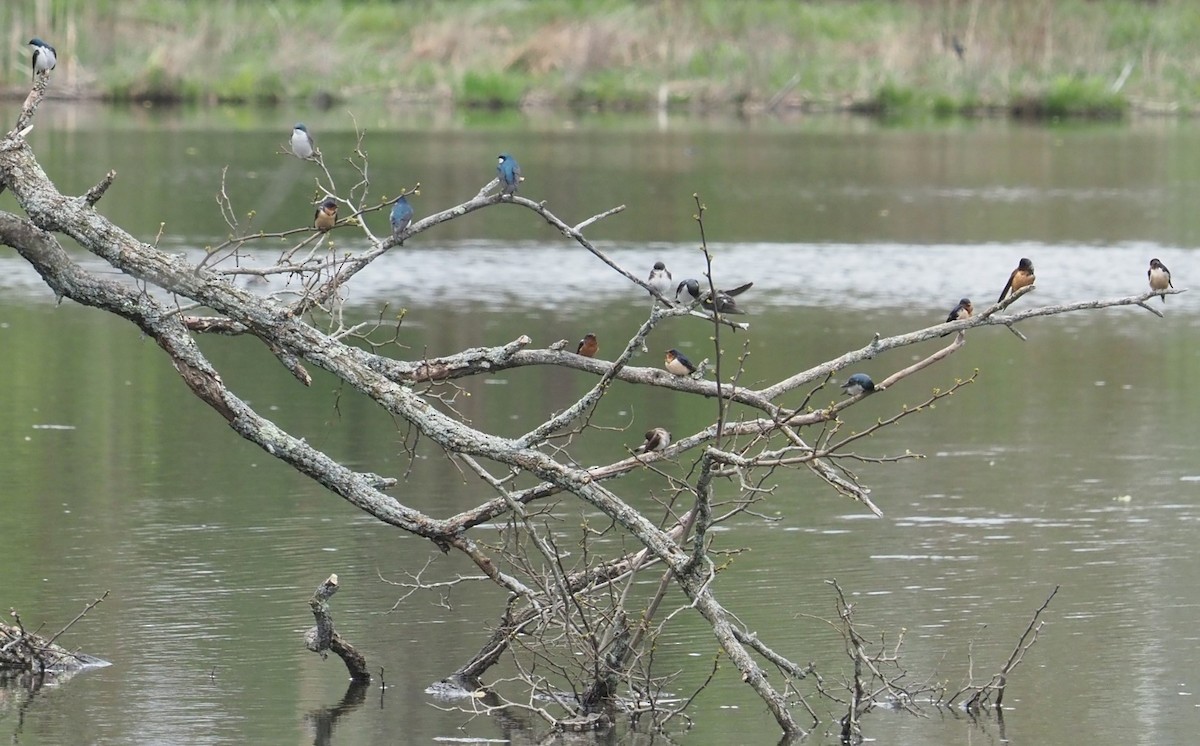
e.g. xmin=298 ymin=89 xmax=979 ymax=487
xmin=1148 ymin=258 xmax=1173 ymax=302
xmin=314 ymin=197 xmax=338 ymax=232
xmin=840 ymin=373 xmax=875 ymax=397
xmin=648 ymin=261 xmax=674 ymax=301
xmin=941 ymin=297 xmax=973 ymax=336
xmin=634 ymin=427 xmax=671 ymax=454
xmin=497 ymin=152 xmax=522 ymax=195
xmin=664 ymin=349 xmax=697 ymax=376
xmin=997 ymin=258 xmax=1035 ymax=303
xmin=291 ymin=123 xmax=316 ymax=160
xmin=675 ymin=278 xmax=753 ymax=315
xmin=29 ymin=38 xmax=56 ymax=81
xmin=390 ymin=195 xmax=414 ymax=243
xmin=576 ymin=333 xmax=598 ymax=358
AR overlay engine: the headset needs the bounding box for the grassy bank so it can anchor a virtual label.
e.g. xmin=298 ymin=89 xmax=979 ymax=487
xmin=3 ymin=0 xmax=1198 ymax=118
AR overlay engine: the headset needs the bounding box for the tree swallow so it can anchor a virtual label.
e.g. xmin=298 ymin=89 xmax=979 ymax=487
xmin=648 ymin=261 xmax=674 ymax=301
xmin=291 ymin=123 xmax=316 ymax=160
xmin=998 ymin=258 xmax=1035 ymax=303
xmin=390 ymin=196 xmax=414 ymax=243
xmin=941 ymin=297 xmax=973 ymax=336
xmin=1148 ymin=258 xmax=1172 ymax=302
xmin=675 ymin=279 xmax=753 ymax=315
xmin=314 ymin=197 xmax=338 ymax=232
xmin=576 ymin=333 xmax=598 ymax=358
xmin=29 ymin=38 xmax=56 ymax=81
xmin=840 ymin=373 xmax=875 ymax=397
xmin=634 ymin=427 xmax=671 ymax=454
xmin=497 ymin=153 xmax=522 ymax=195
xmin=664 ymin=348 xmax=697 ymax=376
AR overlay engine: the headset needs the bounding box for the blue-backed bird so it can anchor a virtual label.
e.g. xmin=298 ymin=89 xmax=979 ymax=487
xmin=648 ymin=261 xmax=673 ymax=301
xmin=998 ymin=258 xmax=1035 ymax=303
xmin=314 ymin=197 xmax=338 ymax=232
xmin=664 ymin=349 xmax=697 ymax=377
xmin=941 ymin=297 xmax=973 ymax=336
xmin=676 ymin=278 xmax=753 ymax=315
xmin=1148 ymin=258 xmax=1173 ymax=302
xmin=291 ymin=123 xmax=316 ymax=160
xmin=390 ymin=196 xmax=414 ymax=243
xmin=634 ymin=427 xmax=671 ymax=454
xmin=497 ymin=153 xmax=522 ymax=195
xmin=29 ymin=38 xmax=56 ymax=81
xmin=840 ymin=373 xmax=875 ymax=397
xmin=576 ymin=333 xmax=598 ymax=358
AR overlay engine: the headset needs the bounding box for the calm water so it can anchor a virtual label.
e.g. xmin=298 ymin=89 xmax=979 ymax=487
xmin=2 ymin=104 xmax=1200 ymax=745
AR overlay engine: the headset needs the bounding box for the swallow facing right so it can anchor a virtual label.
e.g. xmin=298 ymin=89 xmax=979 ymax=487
xmin=664 ymin=349 xmax=697 ymax=376
xmin=648 ymin=261 xmax=674 ymax=301
xmin=390 ymin=195 xmax=414 ymax=243
xmin=840 ymin=373 xmax=875 ymax=397
xmin=634 ymin=427 xmax=671 ymax=454
xmin=941 ymin=297 xmax=973 ymax=336
xmin=497 ymin=152 xmax=522 ymax=196
xmin=997 ymin=258 xmax=1035 ymax=303
xmin=291 ymin=123 xmax=316 ymax=160
xmin=314 ymin=197 xmax=338 ymax=232
xmin=676 ymin=278 xmax=753 ymax=315
xmin=1148 ymin=258 xmax=1173 ymax=302
xmin=576 ymin=333 xmax=598 ymax=358
xmin=29 ymin=38 xmax=56 ymax=81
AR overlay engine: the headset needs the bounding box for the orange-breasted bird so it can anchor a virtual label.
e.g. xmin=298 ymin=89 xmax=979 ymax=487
xmin=314 ymin=197 xmax=338 ymax=232
xmin=576 ymin=333 xmax=598 ymax=358
xmin=997 ymin=258 xmax=1035 ymax=303
xmin=941 ymin=297 xmax=973 ymax=336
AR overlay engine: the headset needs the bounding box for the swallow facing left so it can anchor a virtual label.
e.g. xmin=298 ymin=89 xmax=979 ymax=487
xmin=840 ymin=373 xmax=875 ymax=397
xmin=648 ymin=261 xmax=674 ymax=301
xmin=634 ymin=427 xmax=671 ymax=454
xmin=941 ymin=297 xmax=973 ymax=336
xmin=998 ymin=258 xmax=1035 ymax=303
xmin=291 ymin=123 xmax=316 ymax=159
xmin=1148 ymin=258 xmax=1173 ymax=302
xmin=675 ymin=278 xmax=753 ymax=315
xmin=576 ymin=333 xmax=598 ymax=358
xmin=390 ymin=195 xmax=414 ymax=243
xmin=497 ymin=153 xmax=522 ymax=196
xmin=29 ymin=38 xmax=56 ymax=81
xmin=664 ymin=349 xmax=697 ymax=377
xmin=314 ymin=197 xmax=338 ymax=232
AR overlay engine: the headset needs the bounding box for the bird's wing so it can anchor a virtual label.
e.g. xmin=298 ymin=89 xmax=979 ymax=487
xmin=998 ymin=270 xmax=1016 ymax=302
xmin=724 ymin=282 xmax=754 ymax=297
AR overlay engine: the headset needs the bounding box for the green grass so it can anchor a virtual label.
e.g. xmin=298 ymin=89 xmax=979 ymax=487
xmin=2 ymin=0 xmax=1198 ymax=117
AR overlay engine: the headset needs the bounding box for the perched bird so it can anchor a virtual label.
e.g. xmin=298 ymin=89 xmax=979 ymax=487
xmin=1148 ymin=258 xmax=1173 ymax=302
xmin=390 ymin=196 xmax=414 ymax=243
xmin=576 ymin=333 xmax=598 ymax=358
xmin=497 ymin=153 xmax=522 ymax=195
xmin=314 ymin=197 xmax=338 ymax=232
xmin=840 ymin=373 xmax=876 ymax=397
xmin=997 ymin=258 xmax=1035 ymax=303
xmin=675 ymin=278 xmax=753 ymax=315
xmin=941 ymin=297 xmax=974 ymax=336
xmin=28 ymin=38 xmax=56 ymax=81
xmin=634 ymin=427 xmax=671 ymax=454
xmin=291 ymin=123 xmax=316 ymax=160
xmin=648 ymin=261 xmax=674 ymax=301
xmin=664 ymin=348 xmax=697 ymax=377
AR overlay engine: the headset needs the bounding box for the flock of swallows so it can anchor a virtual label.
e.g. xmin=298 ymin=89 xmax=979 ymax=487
xmin=604 ymin=254 xmax=1174 ymax=457
xmin=25 ymin=38 xmax=1179 ymax=458
xmin=291 ymin=123 xmax=522 ymax=242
